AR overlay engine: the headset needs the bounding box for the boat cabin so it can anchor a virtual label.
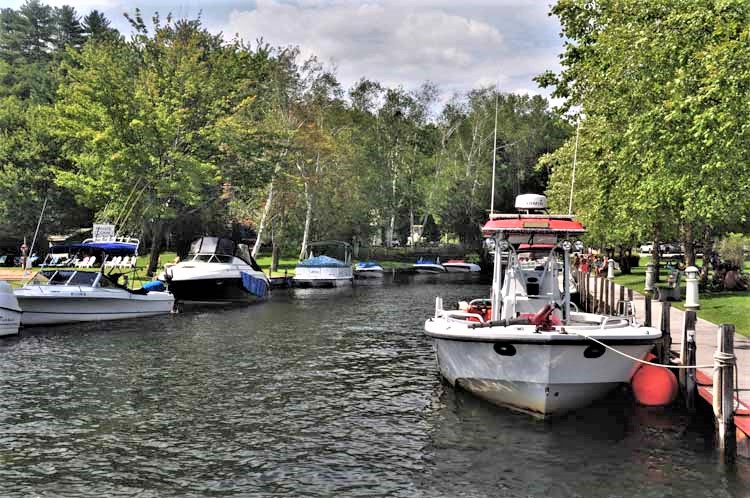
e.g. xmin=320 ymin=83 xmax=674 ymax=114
xmin=185 ymin=237 xmax=263 ymax=271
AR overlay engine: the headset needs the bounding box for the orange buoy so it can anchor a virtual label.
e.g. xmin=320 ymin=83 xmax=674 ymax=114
xmin=631 ymin=354 xmax=678 ymax=406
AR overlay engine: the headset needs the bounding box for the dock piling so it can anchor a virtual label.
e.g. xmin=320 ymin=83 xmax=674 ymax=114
xmin=644 ymin=294 xmax=652 ymax=327
xmin=658 ymin=301 xmax=671 ymax=365
xmin=609 ymin=280 xmax=615 ymax=315
xmin=685 ymin=319 xmax=697 ymax=413
xmin=714 ymin=324 xmax=736 ymax=463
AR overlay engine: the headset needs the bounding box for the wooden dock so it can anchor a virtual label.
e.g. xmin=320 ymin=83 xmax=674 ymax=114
xmin=578 ymin=272 xmax=750 ymax=458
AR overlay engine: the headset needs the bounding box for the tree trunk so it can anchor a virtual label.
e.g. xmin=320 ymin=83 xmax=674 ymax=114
xmin=147 ymin=220 xmax=164 ymax=277
xmin=271 ymin=243 xmax=279 ymax=273
xmin=619 ymin=245 xmax=631 ymax=274
xmin=409 ymin=204 xmax=414 ymax=247
xmin=683 ymin=223 xmax=696 ymax=267
xmin=299 ymin=178 xmax=312 ymax=261
xmin=252 ymin=179 xmax=275 ymax=258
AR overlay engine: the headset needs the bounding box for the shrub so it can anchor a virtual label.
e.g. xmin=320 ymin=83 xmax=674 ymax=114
xmin=717 ymin=233 xmax=750 ymax=268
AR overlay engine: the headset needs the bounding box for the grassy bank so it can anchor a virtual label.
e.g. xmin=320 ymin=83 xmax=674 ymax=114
xmin=610 ymin=260 xmax=750 ymax=337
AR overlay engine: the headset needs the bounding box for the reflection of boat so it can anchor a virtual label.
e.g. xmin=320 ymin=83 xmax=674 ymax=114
xmin=442 ymin=259 xmax=481 ymax=273
xmin=294 ymin=241 xmax=354 ymax=288
xmin=424 ymin=194 xmax=661 ymax=417
xmin=0 ymin=281 xmax=21 ymax=336
xmin=413 ymin=256 xmax=446 ymax=273
xmin=15 ymin=238 xmax=174 ymax=326
xmin=354 ymin=261 xmax=384 ymax=279
xmin=161 ymin=237 xmax=269 ymax=304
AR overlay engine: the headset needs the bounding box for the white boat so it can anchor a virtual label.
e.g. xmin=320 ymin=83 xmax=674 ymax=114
xmin=413 ymin=256 xmax=446 ymax=273
xmin=15 ymin=238 xmax=174 ymax=326
xmin=424 ymin=194 xmax=661 ymax=417
xmin=0 ymin=281 xmax=21 ymax=336
xmin=354 ymin=261 xmax=385 ymax=279
xmin=442 ymin=259 xmax=482 ymax=273
xmin=516 ymin=244 xmax=578 ymax=295
xmin=294 ymin=241 xmax=354 ymax=288
xmin=161 ymin=237 xmax=270 ymax=304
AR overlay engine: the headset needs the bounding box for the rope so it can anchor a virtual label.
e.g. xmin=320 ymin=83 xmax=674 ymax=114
xmin=570 ymin=330 xmax=715 ymax=369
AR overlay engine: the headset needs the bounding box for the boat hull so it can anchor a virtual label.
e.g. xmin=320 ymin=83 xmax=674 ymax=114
xmin=0 ymin=282 xmax=21 ymax=336
xmin=443 ymin=264 xmax=481 ymax=273
xmin=413 ymin=264 xmax=446 ymax=273
xmin=430 ymin=336 xmax=654 ymax=417
xmin=354 ymin=269 xmax=384 ymax=279
xmin=167 ymin=277 xmax=268 ymax=304
xmin=16 ymin=289 xmax=174 ymax=326
xmin=294 ymin=266 xmax=353 ymax=288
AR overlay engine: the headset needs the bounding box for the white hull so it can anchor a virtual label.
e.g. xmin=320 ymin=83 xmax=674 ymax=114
xmin=294 ymin=266 xmax=353 ymax=287
xmin=443 ymin=263 xmax=481 ymax=273
xmin=431 ymin=337 xmax=652 ymax=416
xmin=413 ymin=264 xmax=446 ymax=273
xmin=163 ymin=261 xmax=270 ymax=303
xmin=16 ymin=287 xmax=174 ymax=326
xmin=0 ymin=282 xmax=21 ymax=336
xmin=355 ymin=269 xmax=384 ymax=279
xmin=425 ymin=309 xmax=660 ymax=417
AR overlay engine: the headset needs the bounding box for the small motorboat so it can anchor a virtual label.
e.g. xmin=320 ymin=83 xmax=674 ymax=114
xmin=0 ymin=281 xmax=21 ymax=336
xmin=424 ymin=194 xmax=661 ymax=417
xmin=354 ymin=261 xmax=384 ymax=279
xmin=294 ymin=241 xmax=354 ymax=287
xmin=413 ymin=256 xmax=446 ymax=273
xmin=442 ymin=259 xmax=481 ymax=273
xmin=160 ymin=237 xmax=270 ymax=304
xmin=15 ymin=238 xmax=174 ymax=326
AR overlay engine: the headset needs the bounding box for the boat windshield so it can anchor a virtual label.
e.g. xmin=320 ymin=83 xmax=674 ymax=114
xmin=30 ymin=270 xmax=98 ymax=286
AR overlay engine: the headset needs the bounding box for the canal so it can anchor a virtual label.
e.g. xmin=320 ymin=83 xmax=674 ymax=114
xmin=1 ymin=275 xmax=748 ymax=497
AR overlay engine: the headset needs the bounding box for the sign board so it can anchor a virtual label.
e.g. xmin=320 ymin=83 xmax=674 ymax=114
xmin=92 ymin=224 xmax=116 ymax=241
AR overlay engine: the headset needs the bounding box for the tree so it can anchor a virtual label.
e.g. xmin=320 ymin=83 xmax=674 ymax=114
xmin=53 ymin=12 xmax=271 ymax=274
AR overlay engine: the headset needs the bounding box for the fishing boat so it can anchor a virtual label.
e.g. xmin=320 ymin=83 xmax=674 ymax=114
xmin=442 ymin=259 xmax=481 ymax=273
xmin=15 ymin=238 xmax=174 ymax=326
xmin=423 ymin=194 xmax=661 ymax=417
xmin=160 ymin=237 xmax=270 ymax=304
xmin=413 ymin=256 xmax=446 ymax=273
xmin=0 ymin=281 xmax=21 ymax=336
xmin=293 ymin=241 xmax=354 ymax=287
xmin=354 ymin=261 xmax=385 ymax=279
xmin=517 ymin=244 xmax=578 ymax=295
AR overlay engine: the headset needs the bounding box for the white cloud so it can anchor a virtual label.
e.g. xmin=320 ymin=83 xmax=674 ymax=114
xmin=225 ymin=0 xmax=562 ymax=98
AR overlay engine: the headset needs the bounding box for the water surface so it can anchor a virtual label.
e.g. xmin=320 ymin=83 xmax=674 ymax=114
xmin=1 ymin=275 xmax=748 ymax=497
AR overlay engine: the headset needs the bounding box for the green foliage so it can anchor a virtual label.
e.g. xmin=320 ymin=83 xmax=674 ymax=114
xmin=717 ymin=233 xmax=749 ymax=268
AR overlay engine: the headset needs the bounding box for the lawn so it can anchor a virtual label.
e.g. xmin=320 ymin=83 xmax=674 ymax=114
xmin=611 ymin=259 xmax=750 ymax=337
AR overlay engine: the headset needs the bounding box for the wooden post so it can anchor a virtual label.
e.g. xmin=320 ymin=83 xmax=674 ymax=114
xmin=603 ymin=277 xmax=609 ymax=314
xmin=659 ymin=301 xmax=671 ymax=365
xmin=594 ymin=276 xmax=599 ymax=313
xmin=713 ymin=324 xmax=736 ymax=462
xmin=678 ymin=308 xmax=695 ymax=387
xmin=627 ymin=288 xmax=634 ymax=303
xmin=609 ymin=281 xmax=615 ymax=315
xmin=683 ymin=311 xmax=697 ymax=412
xmin=619 ymin=284 xmax=625 ymax=307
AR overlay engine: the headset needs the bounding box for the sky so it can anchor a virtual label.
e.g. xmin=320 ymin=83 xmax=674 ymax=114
xmin=5 ymin=0 xmax=564 ymax=102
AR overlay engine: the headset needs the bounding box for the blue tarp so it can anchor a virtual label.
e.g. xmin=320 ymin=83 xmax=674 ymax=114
xmin=356 ymin=261 xmax=380 ymax=269
xmin=416 ymin=257 xmax=438 ymax=265
xmin=141 ymin=280 xmax=166 ymax=292
xmin=297 ymin=255 xmax=348 ymax=268
xmin=241 ymin=272 xmax=269 ymax=298
xmin=50 ymin=241 xmax=138 ymax=256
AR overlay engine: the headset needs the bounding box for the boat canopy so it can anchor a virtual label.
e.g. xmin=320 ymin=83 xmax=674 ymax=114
xmin=297 ymin=255 xmax=348 ymax=268
xmin=356 ymin=261 xmax=381 ymax=268
xmin=416 ymin=256 xmax=440 ymax=265
xmin=49 ymin=240 xmax=138 ymax=257
xmin=189 ymin=237 xmax=236 ymax=256
xmin=482 ymin=216 xmax=585 ymax=244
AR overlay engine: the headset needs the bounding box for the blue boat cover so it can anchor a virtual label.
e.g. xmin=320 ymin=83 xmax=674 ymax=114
xmin=356 ymin=261 xmax=380 ymax=269
xmin=241 ymin=272 xmax=269 ymax=297
xmin=49 ymin=241 xmax=138 ymax=256
xmin=416 ymin=257 xmax=438 ymax=264
xmin=141 ymin=280 xmax=166 ymax=292
xmin=297 ymin=255 xmax=348 ymax=268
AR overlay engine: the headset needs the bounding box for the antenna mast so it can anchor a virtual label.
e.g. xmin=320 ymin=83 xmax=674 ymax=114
xmin=490 ymin=89 xmax=499 ymax=214
xmin=568 ymin=117 xmax=580 ymax=215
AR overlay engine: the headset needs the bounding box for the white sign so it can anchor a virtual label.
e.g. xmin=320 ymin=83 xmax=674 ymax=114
xmin=92 ymin=224 xmax=116 ymax=241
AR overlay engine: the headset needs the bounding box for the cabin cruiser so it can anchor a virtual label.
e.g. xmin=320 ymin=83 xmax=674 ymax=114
xmin=413 ymin=256 xmax=446 ymax=273
xmin=0 ymin=281 xmax=21 ymax=336
xmin=354 ymin=261 xmax=385 ymax=279
xmin=161 ymin=237 xmax=270 ymax=304
xmin=294 ymin=241 xmax=354 ymax=287
xmin=442 ymin=259 xmax=481 ymax=273
xmin=423 ymin=194 xmax=661 ymax=417
xmin=15 ymin=238 xmax=174 ymax=326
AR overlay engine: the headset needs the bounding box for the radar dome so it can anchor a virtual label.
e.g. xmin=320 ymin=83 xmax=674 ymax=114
xmin=515 ymin=194 xmax=547 ymax=211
